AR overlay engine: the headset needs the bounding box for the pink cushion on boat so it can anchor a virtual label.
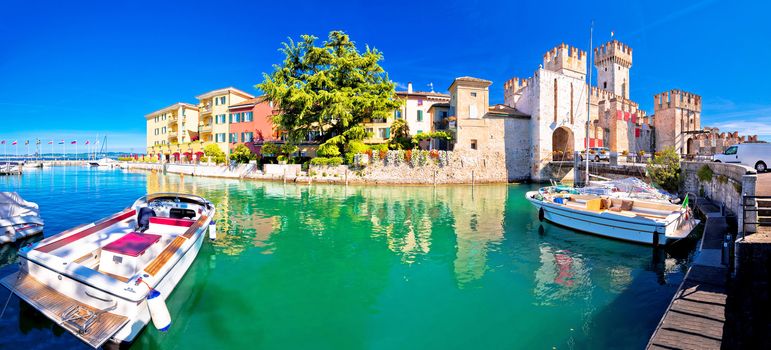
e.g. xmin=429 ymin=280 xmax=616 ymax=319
xmin=103 ymin=232 xmax=161 ymax=257
xmin=149 ymin=217 xmax=195 ymax=227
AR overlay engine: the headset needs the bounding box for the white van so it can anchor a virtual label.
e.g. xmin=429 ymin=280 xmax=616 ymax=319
xmin=712 ymin=143 xmax=770 ymax=172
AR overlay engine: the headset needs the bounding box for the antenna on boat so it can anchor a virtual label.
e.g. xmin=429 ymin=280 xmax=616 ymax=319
xmin=585 ymin=21 xmax=594 ymax=187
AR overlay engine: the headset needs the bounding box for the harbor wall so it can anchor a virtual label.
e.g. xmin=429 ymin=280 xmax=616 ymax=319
xmin=681 ymin=161 xmax=757 ymax=232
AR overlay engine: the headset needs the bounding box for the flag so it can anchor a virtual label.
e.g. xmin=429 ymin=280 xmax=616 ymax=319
xmin=12 ymin=141 xmax=17 ymax=145
xmin=85 ymin=140 xmax=90 ymax=145
xmin=58 ymin=140 xmax=64 ymax=144
xmin=682 ymin=194 xmax=689 ymax=209
xmin=48 ymin=140 xmax=53 ymax=144
xmin=71 ymin=140 xmax=77 ymax=144
xmin=0 ymin=140 xmax=4 ymax=145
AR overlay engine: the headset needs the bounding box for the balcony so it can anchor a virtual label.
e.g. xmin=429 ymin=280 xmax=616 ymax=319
xmin=199 ymin=104 xmax=212 ymax=115
xmin=199 ymin=124 xmax=212 ymax=133
xmin=168 ymin=115 xmax=178 ymax=124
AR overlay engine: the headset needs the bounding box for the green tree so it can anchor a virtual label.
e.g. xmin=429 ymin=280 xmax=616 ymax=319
xmin=646 ymin=147 xmax=681 ymax=193
xmin=257 ymin=31 xmax=402 ymax=144
xmin=203 ymin=144 xmax=226 ymax=164
xmin=230 ymin=143 xmax=257 ymax=164
xmin=387 ymin=119 xmax=412 ymax=150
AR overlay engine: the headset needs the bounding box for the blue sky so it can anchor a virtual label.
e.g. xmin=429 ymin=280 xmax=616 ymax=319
xmin=1 ymin=0 xmax=768 ymax=152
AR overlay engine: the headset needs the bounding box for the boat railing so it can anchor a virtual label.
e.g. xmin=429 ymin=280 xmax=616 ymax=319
xmin=740 ymin=195 xmax=771 ymax=238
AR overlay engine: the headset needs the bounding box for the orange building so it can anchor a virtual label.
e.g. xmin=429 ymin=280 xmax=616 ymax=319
xmin=227 ymin=97 xmax=277 ymax=154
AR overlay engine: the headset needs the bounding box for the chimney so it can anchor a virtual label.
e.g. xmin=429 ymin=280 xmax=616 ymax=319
xmin=407 ymin=82 xmax=413 ymax=93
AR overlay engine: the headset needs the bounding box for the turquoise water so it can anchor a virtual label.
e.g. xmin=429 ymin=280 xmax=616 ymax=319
xmin=0 ymin=167 xmax=693 ymax=349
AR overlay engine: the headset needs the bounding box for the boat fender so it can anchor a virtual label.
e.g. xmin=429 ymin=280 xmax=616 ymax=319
xmin=538 ymin=208 xmax=545 ymax=222
xmin=209 ymin=220 xmax=217 ymax=240
xmin=147 ymin=290 xmax=171 ymax=332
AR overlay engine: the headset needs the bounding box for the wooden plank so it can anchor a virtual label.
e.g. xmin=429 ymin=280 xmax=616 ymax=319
xmin=36 ymin=209 xmax=136 ymax=253
xmin=145 ymin=236 xmax=186 ymax=276
xmin=98 ymin=270 xmax=130 ymax=283
xmin=1 ymin=272 xmax=129 ymax=348
xmin=182 ymin=215 xmax=207 ymax=239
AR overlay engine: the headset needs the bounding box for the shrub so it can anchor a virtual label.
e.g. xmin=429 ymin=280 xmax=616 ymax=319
xmin=317 ymin=142 xmax=341 ymax=157
xmin=327 ymin=157 xmax=343 ymax=166
xmin=204 ymin=144 xmax=226 ymax=164
xmin=230 ymin=143 xmax=257 ymax=164
xmin=621 ymin=150 xmax=629 ymax=156
xmin=696 ymin=164 xmax=714 ymax=183
xmin=261 ymin=142 xmax=279 ymax=157
xmin=646 ymin=147 xmax=680 ymax=193
xmin=345 ymin=141 xmax=369 ymax=164
xmin=280 ymin=143 xmax=298 ymax=156
xmin=310 ymin=157 xmax=343 ymax=166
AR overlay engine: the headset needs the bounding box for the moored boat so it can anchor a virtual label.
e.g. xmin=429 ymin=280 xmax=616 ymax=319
xmin=89 ymin=157 xmax=117 ymax=167
xmin=526 ymin=188 xmax=698 ymax=245
xmin=0 ymin=192 xmax=44 ymax=243
xmin=1 ymin=193 xmax=215 ymax=348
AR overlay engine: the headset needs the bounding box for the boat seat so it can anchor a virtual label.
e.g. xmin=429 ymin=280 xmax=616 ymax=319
xmin=148 ymin=217 xmax=196 ymax=235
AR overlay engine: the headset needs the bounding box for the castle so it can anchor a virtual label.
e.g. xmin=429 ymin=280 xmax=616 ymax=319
xmin=439 ymin=40 xmax=757 ymax=181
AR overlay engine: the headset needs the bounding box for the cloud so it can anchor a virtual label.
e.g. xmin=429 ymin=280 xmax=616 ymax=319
xmin=393 ymin=81 xmax=408 ymax=90
xmin=703 ymin=102 xmax=771 ymax=140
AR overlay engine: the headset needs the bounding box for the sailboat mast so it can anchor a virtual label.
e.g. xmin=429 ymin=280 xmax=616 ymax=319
xmin=585 ymin=21 xmax=593 ymax=186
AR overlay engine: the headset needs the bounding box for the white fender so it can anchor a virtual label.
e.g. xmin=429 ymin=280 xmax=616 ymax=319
xmin=147 ymin=289 xmax=171 ymax=331
xmin=209 ymin=220 xmax=217 ymax=240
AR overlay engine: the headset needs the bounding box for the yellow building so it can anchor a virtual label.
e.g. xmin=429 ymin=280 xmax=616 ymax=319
xmin=363 ymin=82 xmax=450 ymax=144
xmin=145 ymin=102 xmax=199 ymax=154
xmin=196 ymin=87 xmax=254 ymax=155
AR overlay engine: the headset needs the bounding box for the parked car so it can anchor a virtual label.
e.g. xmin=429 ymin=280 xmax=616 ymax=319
xmin=712 ymin=143 xmax=770 ymax=172
xmin=579 ymin=147 xmax=611 ymax=162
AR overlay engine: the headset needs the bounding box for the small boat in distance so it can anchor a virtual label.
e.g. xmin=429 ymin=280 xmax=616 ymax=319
xmin=527 ymin=189 xmax=698 ymax=245
xmin=1 ymin=193 xmax=215 ymax=348
xmin=89 ymin=157 xmax=117 ymax=167
xmin=0 ymin=192 xmax=44 ymax=243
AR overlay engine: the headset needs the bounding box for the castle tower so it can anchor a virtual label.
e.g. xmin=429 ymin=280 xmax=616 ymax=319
xmin=542 ymin=43 xmax=587 ymax=80
xmin=653 ymin=89 xmax=702 ymax=154
xmin=594 ymin=40 xmax=632 ymax=98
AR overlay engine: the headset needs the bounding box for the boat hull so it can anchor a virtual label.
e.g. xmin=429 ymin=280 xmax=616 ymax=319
xmin=527 ymin=192 xmax=671 ymax=245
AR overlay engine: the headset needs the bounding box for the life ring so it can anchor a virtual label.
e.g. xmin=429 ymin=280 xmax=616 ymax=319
xmin=538 ymin=207 xmax=545 ymax=222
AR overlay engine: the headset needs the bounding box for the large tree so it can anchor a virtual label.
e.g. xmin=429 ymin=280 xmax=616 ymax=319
xmin=256 ymin=31 xmax=401 ymax=144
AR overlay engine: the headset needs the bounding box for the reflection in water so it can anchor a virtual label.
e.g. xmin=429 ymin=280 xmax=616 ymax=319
xmin=0 ymin=168 xmax=695 ymax=350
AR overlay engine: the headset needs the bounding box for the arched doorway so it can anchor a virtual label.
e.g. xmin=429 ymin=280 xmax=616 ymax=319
xmin=686 ymin=137 xmax=695 ymax=156
xmin=552 ymin=126 xmax=574 ymax=161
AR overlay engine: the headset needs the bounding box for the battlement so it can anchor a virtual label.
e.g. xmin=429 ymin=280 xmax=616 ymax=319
xmin=503 ymin=77 xmax=529 ymax=92
xmin=653 ymin=89 xmax=702 ymax=112
xmin=594 ymin=40 xmax=632 ymax=68
xmin=589 ymin=86 xmax=637 ymax=106
xmin=543 ymin=43 xmax=587 ymax=79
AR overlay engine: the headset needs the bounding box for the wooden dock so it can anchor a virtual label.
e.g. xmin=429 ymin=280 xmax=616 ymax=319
xmin=1 ymin=272 xmax=128 ymax=348
xmin=647 ymin=198 xmax=729 ymax=349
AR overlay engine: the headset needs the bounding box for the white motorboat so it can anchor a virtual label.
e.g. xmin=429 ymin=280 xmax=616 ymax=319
xmin=0 ymin=192 xmax=44 ymax=243
xmin=89 ymin=157 xmax=117 ymax=167
xmin=22 ymin=161 xmax=44 ymax=169
xmin=526 ymin=188 xmax=698 ymax=245
xmin=1 ymin=193 xmax=215 ymax=348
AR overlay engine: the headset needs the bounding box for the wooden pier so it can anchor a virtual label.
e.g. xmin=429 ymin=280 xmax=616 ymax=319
xmin=647 ymin=198 xmax=729 ymax=349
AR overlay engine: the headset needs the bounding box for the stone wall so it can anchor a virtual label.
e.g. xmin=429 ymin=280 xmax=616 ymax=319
xmin=353 ymin=149 xmax=508 ymax=184
xmin=681 ymin=161 xmax=757 ymax=232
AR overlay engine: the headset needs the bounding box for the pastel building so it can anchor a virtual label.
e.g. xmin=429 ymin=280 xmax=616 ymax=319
xmin=363 ymin=82 xmax=450 ymax=144
xmin=227 ymin=96 xmax=278 ymax=154
xmin=145 ymin=102 xmax=199 ymax=152
xmin=196 ymin=87 xmax=254 ymax=155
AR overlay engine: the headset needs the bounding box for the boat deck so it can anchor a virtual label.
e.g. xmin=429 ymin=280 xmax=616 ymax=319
xmin=1 ymin=272 xmax=128 ymax=348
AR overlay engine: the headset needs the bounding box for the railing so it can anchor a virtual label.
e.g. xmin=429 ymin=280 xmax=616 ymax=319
xmin=199 ymin=124 xmax=212 ymax=133
xmin=741 ymin=195 xmax=771 ymax=238
xmin=199 ymin=105 xmax=212 ymax=114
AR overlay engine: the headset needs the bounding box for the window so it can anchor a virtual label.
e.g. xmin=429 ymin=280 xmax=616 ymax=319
xmin=603 ymin=81 xmax=607 ymax=89
xmin=469 ymin=104 xmax=478 ymax=119
xmin=441 ymin=111 xmax=448 ymax=119
xmin=395 ymin=110 xmax=402 ymax=119
xmin=220 ymin=96 xmax=226 ymax=105
xmin=242 ymin=132 xmax=253 ymax=142
xmin=417 ymin=130 xmax=423 ymax=134
xmin=417 ymin=110 xmax=423 ymax=122
xmin=378 ymin=128 xmax=387 ymax=139
xmin=724 ymin=146 xmax=737 ymax=155
xmin=365 ymin=127 xmax=373 ymax=135
xmin=470 ymin=139 xmax=478 ymax=150
xmin=229 ymin=133 xmax=237 ymax=143
xmin=244 ymin=112 xmax=253 ymax=122
xmin=470 ymin=92 xmax=477 ymax=97
xmin=215 ymin=133 xmax=226 ymax=142
xmin=162 ymin=127 xmax=166 ymax=134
